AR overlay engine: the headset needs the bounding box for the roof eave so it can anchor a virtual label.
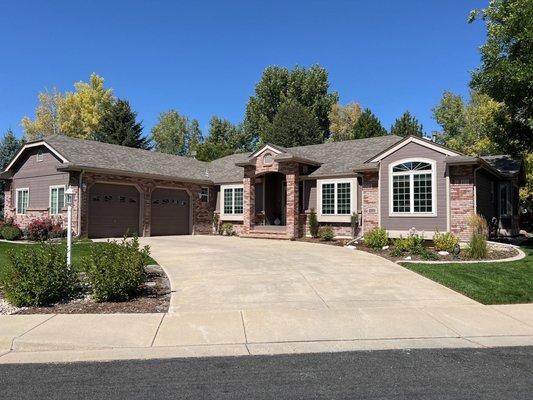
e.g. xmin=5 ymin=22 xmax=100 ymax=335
xmin=57 ymin=164 xmax=214 ymax=185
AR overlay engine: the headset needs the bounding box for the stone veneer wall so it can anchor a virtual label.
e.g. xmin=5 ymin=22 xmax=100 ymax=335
xmin=299 ymin=213 xmax=355 ymax=238
xmin=361 ymin=172 xmax=379 ymax=234
xmin=80 ymin=172 xmax=215 ymax=237
xmin=3 ymin=172 xmax=81 ymax=236
xmin=449 ymin=165 xmax=476 ymax=241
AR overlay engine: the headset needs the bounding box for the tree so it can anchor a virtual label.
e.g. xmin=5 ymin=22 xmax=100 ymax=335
xmin=151 ymin=110 xmax=193 ymax=155
xmin=94 ymin=99 xmax=151 ymax=149
xmin=328 ymin=102 xmax=363 ymax=142
xmin=244 ymin=65 xmax=338 ymax=143
xmin=21 ymin=73 xmax=114 ymax=141
xmin=352 ymin=108 xmax=387 ymax=138
xmin=469 ymin=0 xmax=533 ymax=155
xmin=195 ymin=117 xmax=250 ymax=161
xmin=21 ymin=89 xmax=62 ymax=140
xmin=432 ymin=90 xmax=502 ymax=156
xmin=263 ymin=99 xmax=322 ymax=147
xmin=390 ymin=111 xmax=424 ymax=137
xmin=187 ymin=119 xmax=202 ymax=156
xmin=59 ymin=73 xmax=114 ymax=139
xmin=520 ymin=153 xmax=533 ymax=213
xmin=0 ymin=130 xmax=24 ymax=218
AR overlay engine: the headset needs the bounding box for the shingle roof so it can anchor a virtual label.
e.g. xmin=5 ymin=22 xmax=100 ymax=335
xmin=44 ymin=135 xmax=211 ymax=182
xmin=481 ymin=155 xmax=522 ymax=176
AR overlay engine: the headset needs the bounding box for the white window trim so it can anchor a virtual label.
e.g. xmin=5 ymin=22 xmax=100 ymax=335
xmin=16 ymin=188 xmax=29 ymax=215
xmin=49 ymin=185 xmax=66 ymax=215
xmin=389 ymin=158 xmax=437 ymax=217
xmin=220 ymin=184 xmax=244 ymax=221
xmin=317 ymin=178 xmax=357 ymax=223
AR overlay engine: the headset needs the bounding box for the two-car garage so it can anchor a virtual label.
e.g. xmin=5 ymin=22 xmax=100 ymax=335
xmin=88 ymin=183 xmax=191 ymax=238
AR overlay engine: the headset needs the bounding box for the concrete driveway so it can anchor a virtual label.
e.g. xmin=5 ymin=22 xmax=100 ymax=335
xmin=140 ymin=236 xmax=475 ymax=313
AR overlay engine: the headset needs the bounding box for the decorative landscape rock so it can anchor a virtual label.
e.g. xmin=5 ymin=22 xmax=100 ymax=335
xmin=438 ymin=251 xmax=450 ymax=256
xmin=382 ymin=245 xmax=389 ymax=250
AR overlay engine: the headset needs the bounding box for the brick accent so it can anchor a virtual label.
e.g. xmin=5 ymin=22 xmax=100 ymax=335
xmin=361 ymin=172 xmax=379 ymax=234
xmin=4 ymin=173 xmax=80 ymax=236
xmin=449 ymin=165 xmax=475 ymax=241
xmin=285 ymin=166 xmax=299 ymax=238
xmin=243 ymin=166 xmax=255 ymax=234
xmin=298 ymin=214 xmax=354 ymax=238
xmin=80 ymin=172 xmax=215 ymax=237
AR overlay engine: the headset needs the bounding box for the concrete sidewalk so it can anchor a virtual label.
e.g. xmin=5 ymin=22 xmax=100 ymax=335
xmin=1 ymin=303 xmax=533 ymax=364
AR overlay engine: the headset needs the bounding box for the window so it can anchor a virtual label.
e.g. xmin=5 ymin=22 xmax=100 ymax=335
xmin=200 ymin=187 xmax=209 ymax=203
xmin=16 ymin=188 xmax=29 ymax=214
xmin=50 ymin=186 xmax=65 ymax=214
xmin=223 ymin=186 xmax=243 ymax=215
xmin=36 ymin=150 xmax=43 ymax=162
xmin=320 ymin=181 xmax=352 ymax=215
xmin=390 ymin=160 xmax=435 ymax=215
xmin=499 ymin=183 xmax=511 ymax=217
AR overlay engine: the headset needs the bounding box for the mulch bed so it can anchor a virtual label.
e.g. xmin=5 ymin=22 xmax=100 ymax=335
xmin=14 ymin=265 xmax=171 ymax=315
xmin=354 ymin=242 xmax=519 ymax=262
xmin=297 ymin=237 xmax=519 ymax=262
xmin=297 ymin=237 xmax=351 ymax=247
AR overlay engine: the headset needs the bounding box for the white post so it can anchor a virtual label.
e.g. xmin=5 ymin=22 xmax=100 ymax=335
xmin=65 ymin=187 xmax=74 ymax=268
xmin=67 ymin=204 xmax=72 ymax=267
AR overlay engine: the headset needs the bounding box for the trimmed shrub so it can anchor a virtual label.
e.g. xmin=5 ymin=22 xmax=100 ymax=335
xmin=391 ymin=232 xmax=435 ymax=259
xmin=81 ymin=236 xmax=151 ymax=302
xmin=308 ymin=209 xmax=319 ymax=238
xmin=364 ymin=227 xmax=389 ymax=249
xmin=220 ymin=223 xmax=234 ymax=236
xmin=1 ymin=225 xmax=22 ymax=241
xmin=433 ymin=230 xmax=459 ymax=252
xmin=318 ymin=226 xmax=335 ymax=241
xmin=26 ymin=218 xmax=53 ymax=241
xmin=0 ymin=243 xmax=76 ymax=307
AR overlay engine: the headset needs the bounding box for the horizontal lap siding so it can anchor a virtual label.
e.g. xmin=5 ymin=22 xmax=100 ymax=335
xmin=11 ymin=147 xmax=68 ymax=211
xmin=380 ymin=142 xmax=448 ymax=232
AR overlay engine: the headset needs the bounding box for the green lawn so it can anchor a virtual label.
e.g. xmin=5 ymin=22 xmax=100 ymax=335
xmin=401 ymin=244 xmax=533 ymax=305
xmin=0 ymin=240 xmax=157 ymax=275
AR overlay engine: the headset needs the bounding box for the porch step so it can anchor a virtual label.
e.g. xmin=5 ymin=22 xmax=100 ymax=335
xmin=241 ymin=228 xmax=293 ymax=240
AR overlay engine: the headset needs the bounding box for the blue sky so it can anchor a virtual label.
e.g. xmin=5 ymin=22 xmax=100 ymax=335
xmin=0 ymin=1 xmax=487 ymax=139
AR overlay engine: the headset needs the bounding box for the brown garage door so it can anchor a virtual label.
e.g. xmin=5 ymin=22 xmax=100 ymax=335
xmin=151 ymin=188 xmax=190 ymax=236
xmin=88 ymin=183 xmax=140 ymax=238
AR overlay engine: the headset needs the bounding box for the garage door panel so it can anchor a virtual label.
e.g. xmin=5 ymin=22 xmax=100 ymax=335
xmin=151 ymin=188 xmax=190 ymax=236
xmin=88 ymin=183 xmax=140 ymax=238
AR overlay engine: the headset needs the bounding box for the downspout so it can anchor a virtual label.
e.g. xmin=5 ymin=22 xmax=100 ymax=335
xmin=77 ymin=170 xmax=84 ymax=237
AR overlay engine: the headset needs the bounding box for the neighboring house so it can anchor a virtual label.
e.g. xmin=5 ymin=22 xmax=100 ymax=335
xmin=0 ymin=134 xmax=524 ymax=241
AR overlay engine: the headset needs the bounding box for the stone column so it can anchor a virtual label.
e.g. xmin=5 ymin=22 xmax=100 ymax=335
xmin=141 ymin=183 xmax=155 ymax=237
xmin=362 ymin=172 xmax=379 ymax=234
xmin=243 ymin=166 xmax=255 ymax=234
xmin=285 ymin=163 xmax=299 ymax=239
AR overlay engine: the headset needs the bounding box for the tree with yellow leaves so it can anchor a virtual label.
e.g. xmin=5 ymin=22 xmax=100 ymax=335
xmin=21 ymin=73 xmax=113 ymax=140
xmin=328 ymin=102 xmax=363 ymax=142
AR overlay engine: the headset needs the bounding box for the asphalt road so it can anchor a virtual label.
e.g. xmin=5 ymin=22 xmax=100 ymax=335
xmin=1 ymin=346 xmax=532 ymax=399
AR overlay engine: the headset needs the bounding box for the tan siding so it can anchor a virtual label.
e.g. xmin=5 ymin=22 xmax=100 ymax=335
xmin=380 ymin=142 xmax=448 ymax=232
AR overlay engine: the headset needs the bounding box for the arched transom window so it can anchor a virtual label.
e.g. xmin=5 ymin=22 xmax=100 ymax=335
xmin=390 ymin=160 xmax=435 ymax=215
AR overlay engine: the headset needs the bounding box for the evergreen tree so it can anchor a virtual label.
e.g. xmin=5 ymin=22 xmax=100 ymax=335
xmin=187 ymin=119 xmax=203 ymax=156
xmin=264 ymin=99 xmax=322 ymax=147
xmin=94 ymin=99 xmax=151 ymax=149
xmin=0 ymin=130 xmax=24 ymax=218
xmin=352 ymin=109 xmax=387 ymax=138
xmin=390 ymin=111 xmax=424 ymax=137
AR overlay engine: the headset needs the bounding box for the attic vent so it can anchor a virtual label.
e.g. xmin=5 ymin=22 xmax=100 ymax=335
xmin=263 ymin=153 xmax=274 ymax=165
xmin=36 ymin=150 xmax=43 ymax=162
